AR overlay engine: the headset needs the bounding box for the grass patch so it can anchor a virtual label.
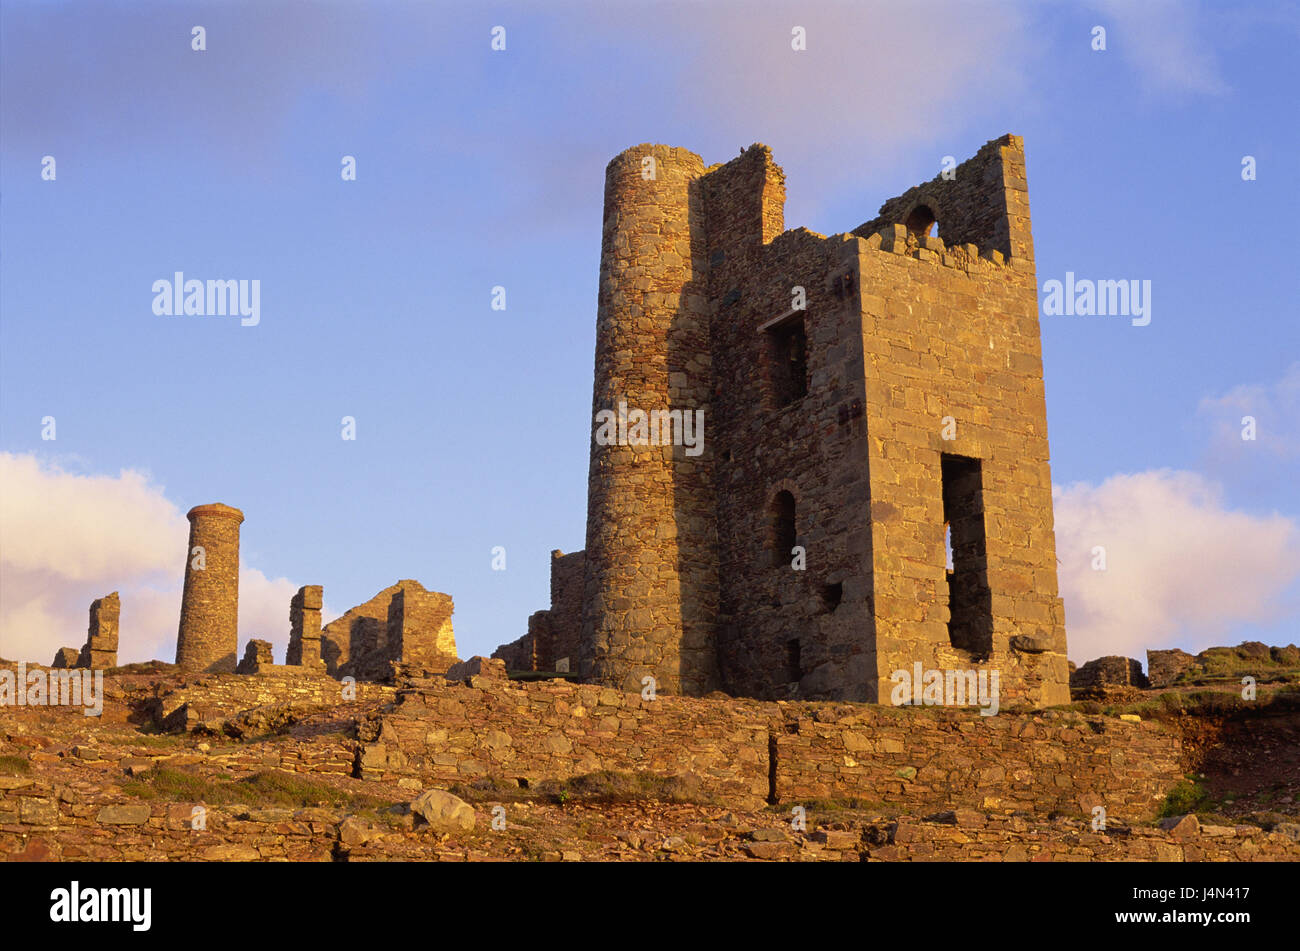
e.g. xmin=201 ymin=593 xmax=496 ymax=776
xmin=1070 ymin=684 xmax=1300 ymax=721
xmin=122 ymin=766 xmax=388 ymax=811
xmin=0 ymin=754 xmax=30 ymax=774
xmin=1159 ymin=777 xmax=1211 ymax=818
xmin=450 ymin=770 xmax=717 ymax=806
xmin=779 ymin=797 xmax=901 ymax=815
xmin=122 ymin=733 xmax=187 ymax=748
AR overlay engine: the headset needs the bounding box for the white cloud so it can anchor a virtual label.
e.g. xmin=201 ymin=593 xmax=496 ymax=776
xmin=1198 ymin=361 xmax=1300 ymax=460
xmin=642 ymin=1 xmax=1038 ymax=219
xmin=0 ymin=453 xmax=304 ymax=665
xmin=1053 ymin=469 xmax=1300 ymax=664
xmin=1091 ymin=0 xmax=1228 ymax=95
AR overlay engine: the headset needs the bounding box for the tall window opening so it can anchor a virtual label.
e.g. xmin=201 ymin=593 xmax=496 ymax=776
xmin=766 ymin=317 xmax=808 ymax=406
xmin=769 ymin=490 xmax=796 ymax=567
xmin=941 ymin=453 xmax=992 ymax=656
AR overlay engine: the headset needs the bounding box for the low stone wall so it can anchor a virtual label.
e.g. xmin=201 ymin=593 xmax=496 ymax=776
xmin=358 ymin=677 xmax=1186 ymax=821
xmin=860 ymin=812 xmax=1299 ymax=862
xmin=154 ymin=670 xmax=394 ymax=733
xmin=358 ymin=678 xmax=773 ymax=807
xmin=0 ymin=777 xmax=339 ymax=861
xmin=773 ymin=702 xmax=1180 ymax=821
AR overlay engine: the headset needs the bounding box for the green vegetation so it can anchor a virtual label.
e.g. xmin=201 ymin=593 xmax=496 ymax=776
xmin=1070 ymin=683 xmax=1300 ymax=721
xmin=0 ymin=754 xmax=30 ymax=774
xmin=450 ymin=770 xmax=717 ymax=806
xmin=770 ymin=797 xmax=903 ymax=815
xmin=122 ymin=766 xmax=388 ymax=811
xmin=1158 ymin=776 xmax=1211 ymax=818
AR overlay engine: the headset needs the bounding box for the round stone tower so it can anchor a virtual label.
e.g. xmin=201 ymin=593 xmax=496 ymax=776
xmin=580 ymin=144 xmax=719 ymax=696
xmin=175 ymin=503 xmax=243 ymax=673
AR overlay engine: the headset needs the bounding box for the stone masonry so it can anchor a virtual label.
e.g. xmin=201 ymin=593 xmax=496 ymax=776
xmin=175 ymin=503 xmax=243 ymax=673
xmin=498 ymin=134 xmax=1070 ymax=708
xmin=317 ymin=579 xmax=458 ymax=682
xmin=1071 ymin=655 xmax=1149 ymax=691
xmin=236 ymin=639 xmax=274 ymax=674
xmin=77 ymin=592 xmax=119 ymax=669
xmin=287 ymin=585 xmax=324 ymax=667
xmin=492 ymin=550 xmax=584 ymax=672
xmin=49 ymin=648 xmax=81 ymax=669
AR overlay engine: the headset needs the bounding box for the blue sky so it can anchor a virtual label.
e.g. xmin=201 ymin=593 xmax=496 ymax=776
xmin=2 ymin=0 xmax=1297 ymax=666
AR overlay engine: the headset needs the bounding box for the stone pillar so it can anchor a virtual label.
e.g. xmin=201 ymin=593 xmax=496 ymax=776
xmin=287 ymin=585 xmax=323 ymax=666
xmin=175 ymin=503 xmax=243 ymax=673
xmin=79 ymin=591 xmax=119 ymax=669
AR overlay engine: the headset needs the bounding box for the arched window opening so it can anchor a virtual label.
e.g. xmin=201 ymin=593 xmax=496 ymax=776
xmin=905 ymin=204 xmax=937 ymax=239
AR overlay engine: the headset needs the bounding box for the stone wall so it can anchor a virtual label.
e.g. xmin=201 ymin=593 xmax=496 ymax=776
xmin=1071 ymin=655 xmax=1149 ymax=690
xmin=773 ymin=702 xmax=1178 ymax=821
xmin=236 ymin=639 xmax=274 ymax=674
xmin=152 ymin=670 xmax=394 ymax=733
xmin=359 ymin=677 xmax=1184 ymax=822
xmin=320 ymin=580 xmax=457 ymax=681
xmin=386 ymin=586 xmax=457 ymax=673
xmin=359 ymin=676 xmax=771 ymax=807
xmin=491 ymin=550 xmax=585 ymax=672
xmin=547 ymin=550 xmax=584 ymax=668
xmin=491 ymin=618 xmax=540 ymax=671
xmin=848 ymin=140 xmax=1067 ymax=708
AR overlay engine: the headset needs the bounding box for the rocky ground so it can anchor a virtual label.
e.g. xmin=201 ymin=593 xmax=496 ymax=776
xmin=1 ymin=662 xmax=1297 ymax=862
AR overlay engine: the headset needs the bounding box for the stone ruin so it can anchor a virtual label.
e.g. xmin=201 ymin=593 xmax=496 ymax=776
xmin=40 ymin=500 xmax=463 ymax=688
xmin=1069 ymin=655 xmax=1149 ymax=692
xmin=50 ymin=591 xmax=118 ymax=670
xmin=236 ymin=639 xmax=274 ymax=674
xmin=287 ymin=585 xmax=324 ymax=667
xmin=1065 ymin=641 xmax=1300 ymax=694
xmin=493 ymin=550 xmax=582 ymax=674
xmin=1146 ymin=648 xmax=1197 ymax=689
xmin=40 ymin=133 xmax=1076 ymax=714
xmin=495 ymin=133 xmax=1070 ymax=708
xmin=166 ymin=505 xmax=461 ymax=684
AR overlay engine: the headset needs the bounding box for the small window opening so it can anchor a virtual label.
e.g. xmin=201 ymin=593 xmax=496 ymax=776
xmin=942 ymin=454 xmax=992 ymax=657
xmin=820 ymin=582 xmax=843 ymax=613
xmin=904 ymin=204 xmax=937 ymax=239
xmin=767 ymin=317 xmax=808 ymax=407
xmin=769 ymin=490 xmax=796 ymax=567
xmin=785 ymin=639 xmax=801 ymax=684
